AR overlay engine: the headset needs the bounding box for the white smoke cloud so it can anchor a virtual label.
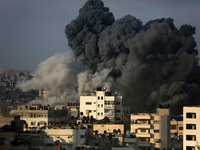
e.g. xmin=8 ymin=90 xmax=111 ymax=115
xmin=16 ymin=51 xmax=80 ymax=104
xmin=77 ymin=68 xmax=114 ymax=94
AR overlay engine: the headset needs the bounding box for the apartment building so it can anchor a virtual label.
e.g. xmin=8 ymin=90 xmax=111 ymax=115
xmin=183 ymin=106 xmax=200 ymax=150
xmin=44 ymin=128 xmax=86 ymax=150
xmin=130 ymin=105 xmax=170 ymax=150
xmin=170 ymin=116 xmax=183 ymax=140
xmin=10 ymin=104 xmax=69 ymax=128
xmin=80 ymin=87 xmax=122 ymax=122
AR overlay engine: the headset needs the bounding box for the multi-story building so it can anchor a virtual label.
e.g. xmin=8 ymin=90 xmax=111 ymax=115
xmin=183 ymin=106 xmax=200 ymax=150
xmin=80 ymin=87 xmax=122 ymax=122
xmin=170 ymin=116 xmax=183 ymax=140
xmin=10 ymin=104 xmax=69 ymax=128
xmin=130 ymin=105 xmax=170 ymax=150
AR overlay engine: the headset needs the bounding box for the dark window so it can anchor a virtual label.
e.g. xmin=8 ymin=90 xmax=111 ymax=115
xmin=101 ymin=96 xmax=103 ymax=100
xmin=86 ymin=102 xmax=92 ymax=105
xmin=116 ymin=110 xmax=121 ymax=113
xmin=186 ymin=135 xmax=196 ymax=141
xmin=186 ymin=124 xmax=196 ymax=130
xmin=186 ymin=146 xmax=195 ymax=150
xmin=154 ymin=130 xmax=159 ymax=133
xmin=116 ymin=102 xmax=120 ymax=105
xmin=80 ymin=135 xmax=84 ymax=138
xmin=98 ymin=96 xmax=100 ymax=100
xmin=153 ymin=139 xmax=161 ymax=143
xmin=141 ymin=129 xmax=146 ymax=132
xmin=179 ymin=127 xmax=183 ymax=130
xmin=186 ymin=113 xmax=196 ymax=118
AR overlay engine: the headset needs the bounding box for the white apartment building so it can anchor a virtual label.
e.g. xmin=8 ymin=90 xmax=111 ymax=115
xmin=130 ymin=105 xmax=170 ymax=150
xmin=80 ymin=87 xmax=122 ymax=122
xmin=183 ymin=106 xmax=200 ymax=150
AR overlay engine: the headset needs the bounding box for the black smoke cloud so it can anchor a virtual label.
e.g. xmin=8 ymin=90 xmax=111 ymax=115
xmin=66 ymin=0 xmax=200 ymax=113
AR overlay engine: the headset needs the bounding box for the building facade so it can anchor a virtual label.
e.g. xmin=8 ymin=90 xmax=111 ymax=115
xmin=80 ymin=88 xmax=122 ymax=122
xmin=10 ymin=104 xmax=69 ymax=128
xmin=130 ymin=105 xmax=170 ymax=150
xmin=183 ymin=106 xmax=200 ymax=150
xmin=170 ymin=116 xmax=183 ymax=140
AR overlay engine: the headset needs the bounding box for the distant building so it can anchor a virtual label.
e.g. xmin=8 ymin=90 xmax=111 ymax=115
xmin=130 ymin=105 xmax=170 ymax=150
xmin=10 ymin=104 xmax=69 ymax=128
xmin=183 ymin=106 xmax=200 ymax=150
xmin=80 ymin=87 xmax=122 ymax=123
xmin=170 ymin=116 xmax=183 ymax=140
xmin=93 ymin=124 xmax=124 ymax=135
xmin=44 ymin=128 xmax=86 ymax=150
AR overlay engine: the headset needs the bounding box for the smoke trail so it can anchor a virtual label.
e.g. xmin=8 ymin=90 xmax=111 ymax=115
xmin=65 ymin=0 xmax=199 ymax=112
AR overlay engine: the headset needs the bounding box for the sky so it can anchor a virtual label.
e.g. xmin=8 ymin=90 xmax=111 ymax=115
xmin=0 ymin=0 xmax=200 ymax=71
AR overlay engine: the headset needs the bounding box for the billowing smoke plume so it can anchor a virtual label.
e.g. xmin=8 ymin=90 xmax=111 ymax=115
xmin=65 ymin=0 xmax=199 ymax=113
xmin=16 ymin=51 xmax=113 ymax=105
xmin=17 ymin=52 xmax=79 ymax=104
xmin=17 ymin=0 xmax=199 ymax=113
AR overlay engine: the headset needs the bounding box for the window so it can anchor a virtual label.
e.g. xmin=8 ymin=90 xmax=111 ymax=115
xmin=98 ymin=96 xmax=100 ymax=100
xmin=86 ymin=102 xmax=92 ymax=105
xmin=186 ymin=135 xmax=196 ymax=141
xmin=98 ymin=104 xmax=100 ymax=107
xmin=153 ymin=139 xmax=161 ymax=143
xmin=141 ymin=129 xmax=146 ymax=132
xmin=80 ymin=135 xmax=85 ymax=138
xmin=98 ymin=113 xmax=100 ymax=116
xmin=101 ymin=104 xmax=103 ymax=108
xmin=89 ymin=110 xmax=92 ymax=113
xmin=101 ymin=112 xmax=103 ymax=116
xmin=186 ymin=124 xmax=196 ymax=130
xmin=154 ymin=130 xmax=159 ymax=133
xmin=94 ymin=110 xmax=96 ymax=112
xmin=186 ymin=113 xmax=196 ymax=118
xmin=116 ymin=102 xmax=120 ymax=105
xmin=154 ymin=121 xmax=160 ymax=124
xmin=116 ymin=110 xmax=121 ymax=113
xmin=179 ymin=127 xmax=183 ymax=130
xmin=171 ymin=125 xmax=176 ymax=129
xmin=186 ymin=146 xmax=195 ymax=150
xmin=101 ymin=96 xmax=103 ymax=100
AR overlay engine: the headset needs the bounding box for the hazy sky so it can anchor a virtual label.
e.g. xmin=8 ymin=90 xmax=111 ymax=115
xmin=0 ymin=0 xmax=200 ymax=71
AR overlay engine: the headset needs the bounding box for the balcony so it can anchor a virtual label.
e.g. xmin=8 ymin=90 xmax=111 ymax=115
xmin=136 ymin=133 xmax=151 ymax=138
xmin=131 ymin=124 xmax=150 ymax=129
xmin=131 ymin=114 xmax=151 ymax=120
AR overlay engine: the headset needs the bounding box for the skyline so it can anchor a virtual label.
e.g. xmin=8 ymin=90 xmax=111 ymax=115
xmin=0 ymin=0 xmax=200 ymax=71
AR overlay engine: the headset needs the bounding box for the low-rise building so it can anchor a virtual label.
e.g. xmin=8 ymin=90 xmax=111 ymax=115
xmin=10 ymin=104 xmax=69 ymax=128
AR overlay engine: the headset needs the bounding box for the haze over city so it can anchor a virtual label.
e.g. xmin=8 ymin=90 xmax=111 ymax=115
xmin=0 ymin=0 xmax=200 ymax=70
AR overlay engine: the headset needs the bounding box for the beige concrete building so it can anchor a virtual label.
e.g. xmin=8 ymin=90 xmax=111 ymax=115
xmin=170 ymin=116 xmax=183 ymax=140
xmin=130 ymin=105 xmax=170 ymax=150
xmin=44 ymin=128 xmax=86 ymax=150
xmin=183 ymin=106 xmax=200 ymax=150
xmin=10 ymin=104 xmax=69 ymax=128
xmin=80 ymin=87 xmax=122 ymax=122
xmin=93 ymin=124 xmax=124 ymax=135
